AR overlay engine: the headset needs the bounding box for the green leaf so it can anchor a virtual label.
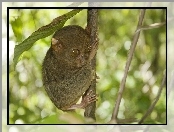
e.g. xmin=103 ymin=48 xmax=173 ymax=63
xmin=13 ymin=9 xmax=82 ymax=68
xmin=10 ymin=17 xmax=23 ymax=42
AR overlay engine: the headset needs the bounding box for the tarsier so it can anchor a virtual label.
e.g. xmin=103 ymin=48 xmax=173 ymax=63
xmin=42 ymin=25 xmax=98 ymax=111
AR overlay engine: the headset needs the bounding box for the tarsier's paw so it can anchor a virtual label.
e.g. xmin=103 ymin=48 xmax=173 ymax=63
xmin=88 ymin=39 xmax=99 ymax=62
xmin=63 ymin=90 xmax=98 ymax=111
xmin=81 ymin=90 xmax=98 ymax=108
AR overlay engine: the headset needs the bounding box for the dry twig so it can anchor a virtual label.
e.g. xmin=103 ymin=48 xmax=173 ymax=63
xmin=111 ymin=9 xmax=146 ymax=123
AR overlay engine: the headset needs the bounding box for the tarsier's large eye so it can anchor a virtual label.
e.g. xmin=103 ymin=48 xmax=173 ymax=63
xmin=71 ymin=49 xmax=80 ymax=57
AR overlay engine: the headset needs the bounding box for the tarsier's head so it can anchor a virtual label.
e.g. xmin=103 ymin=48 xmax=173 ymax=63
xmin=51 ymin=25 xmax=92 ymax=68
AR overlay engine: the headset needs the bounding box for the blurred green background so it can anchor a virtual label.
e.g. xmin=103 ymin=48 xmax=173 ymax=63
xmin=9 ymin=8 xmax=166 ymax=124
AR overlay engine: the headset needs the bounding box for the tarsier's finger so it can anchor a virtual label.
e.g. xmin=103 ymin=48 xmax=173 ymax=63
xmin=87 ymin=89 xmax=93 ymax=96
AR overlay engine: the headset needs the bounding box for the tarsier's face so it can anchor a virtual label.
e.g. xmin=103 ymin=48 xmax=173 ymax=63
xmin=51 ymin=26 xmax=91 ymax=68
xmin=66 ymin=45 xmax=92 ymax=67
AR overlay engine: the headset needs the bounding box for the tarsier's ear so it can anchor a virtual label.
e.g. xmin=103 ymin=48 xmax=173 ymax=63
xmin=51 ymin=38 xmax=63 ymax=52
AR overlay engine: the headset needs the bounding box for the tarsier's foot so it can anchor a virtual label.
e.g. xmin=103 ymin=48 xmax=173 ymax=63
xmin=66 ymin=90 xmax=98 ymax=110
xmin=81 ymin=90 xmax=98 ymax=108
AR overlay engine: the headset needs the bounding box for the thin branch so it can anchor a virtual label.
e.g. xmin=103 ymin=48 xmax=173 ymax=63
xmin=138 ymin=71 xmax=166 ymax=124
xmin=84 ymin=8 xmax=98 ymax=120
xmin=110 ymin=9 xmax=146 ymax=123
xmin=135 ymin=22 xmax=166 ymax=33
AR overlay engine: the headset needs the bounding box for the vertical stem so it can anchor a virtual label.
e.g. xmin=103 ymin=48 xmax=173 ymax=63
xmin=84 ymin=7 xmax=98 ymax=120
